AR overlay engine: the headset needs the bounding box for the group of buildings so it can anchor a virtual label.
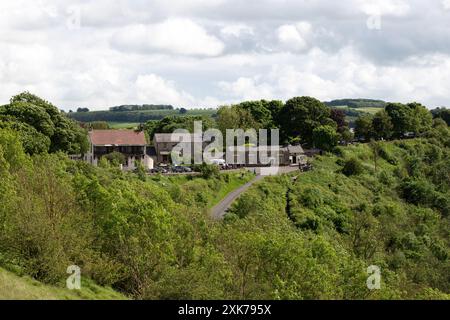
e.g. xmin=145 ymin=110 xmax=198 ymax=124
xmin=84 ymin=129 xmax=307 ymax=170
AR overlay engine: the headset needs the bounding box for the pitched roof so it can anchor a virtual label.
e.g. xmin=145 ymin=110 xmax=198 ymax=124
xmin=89 ymin=130 xmax=146 ymax=146
xmin=154 ymin=133 xmax=204 ymax=143
xmin=287 ymin=145 xmax=305 ymax=154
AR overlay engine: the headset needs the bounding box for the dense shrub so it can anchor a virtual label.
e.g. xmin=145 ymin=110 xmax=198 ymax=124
xmin=193 ymin=163 xmax=220 ymax=179
xmin=341 ymin=158 xmax=364 ymax=176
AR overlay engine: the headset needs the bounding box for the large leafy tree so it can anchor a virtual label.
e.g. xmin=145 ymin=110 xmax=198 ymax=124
xmin=372 ymin=110 xmax=393 ymax=140
xmin=385 ymin=102 xmax=433 ymax=138
xmin=264 ymin=100 xmax=284 ymax=127
xmin=354 ymin=114 xmax=374 ymax=141
xmin=237 ymin=100 xmax=279 ymax=129
xmin=432 ymin=107 xmax=450 ymax=126
xmin=0 ymin=92 xmax=88 ymax=154
xmin=145 ymin=115 xmax=214 ymax=140
xmin=312 ymin=125 xmax=339 ymax=151
xmin=385 ymin=103 xmax=412 ymax=138
xmin=216 ymin=105 xmax=259 ymax=134
xmin=408 ymin=102 xmax=433 ymax=135
xmin=330 ymin=108 xmax=348 ymax=133
xmin=279 ymin=96 xmax=333 ymax=145
xmin=0 ymin=117 xmax=51 ymax=154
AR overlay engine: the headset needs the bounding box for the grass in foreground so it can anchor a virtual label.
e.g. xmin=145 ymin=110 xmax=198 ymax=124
xmin=0 ymin=267 xmax=127 ymax=300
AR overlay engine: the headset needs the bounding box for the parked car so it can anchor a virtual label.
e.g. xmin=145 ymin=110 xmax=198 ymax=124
xmin=210 ymin=159 xmax=226 ymax=166
xmin=172 ymin=166 xmax=184 ymax=173
xmin=221 ymin=163 xmax=233 ymax=170
xmin=172 ymin=166 xmax=193 ymax=173
xmin=150 ymin=167 xmax=168 ymax=174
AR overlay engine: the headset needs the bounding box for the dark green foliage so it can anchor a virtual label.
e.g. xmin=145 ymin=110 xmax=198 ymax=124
xmin=431 ymin=107 xmax=450 ymax=125
xmin=110 ymin=104 xmax=174 ymax=112
xmin=330 ymin=108 xmax=348 ymax=133
xmin=103 ymin=152 xmax=126 ymax=166
xmin=354 ymin=114 xmax=374 ymax=141
xmin=372 ymin=110 xmax=393 ymax=140
xmin=0 ymin=92 xmax=88 ymax=155
xmin=145 ymin=115 xmax=215 ymax=140
xmin=401 ymin=179 xmax=435 ymax=205
xmin=279 ymin=96 xmax=334 ymax=145
xmin=69 ymin=108 xmax=214 ymax=123
xmin=342 ymin=158 xmax=364 ymax=176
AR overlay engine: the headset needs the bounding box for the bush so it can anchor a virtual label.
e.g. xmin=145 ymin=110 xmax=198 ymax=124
xmin=299 ymin=187 xmax=324 ymax=208
xmin=400 ymin=179 xmax=434 ymax=206
xmin=103 ymin=152 xmax=126 ymax=166
xmin=194 ymin=163 xmax=220 ymax=179
xmin=341 ymin=158 xmax=364 ymax=176
xmin=378 ymin=146 xmax=398 ymax=165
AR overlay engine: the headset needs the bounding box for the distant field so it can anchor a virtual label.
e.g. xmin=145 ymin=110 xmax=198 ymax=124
xmin=333 ymin=105 xmax=383 ymax=113
xmin=356 ymin=107 xmax=384 ymax=114
xmin=108 ymin=122 xmax=140 ymax=129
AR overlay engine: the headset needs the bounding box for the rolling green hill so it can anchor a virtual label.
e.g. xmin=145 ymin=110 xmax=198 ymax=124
xmin=68 ymin=108 xmax=217 ymax=124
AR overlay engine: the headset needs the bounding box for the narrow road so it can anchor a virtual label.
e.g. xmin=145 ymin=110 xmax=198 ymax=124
xmin=210 ymin=175 xmax=264 ymax=219
xmin=210 ymin=166 xmax=299 ymax=219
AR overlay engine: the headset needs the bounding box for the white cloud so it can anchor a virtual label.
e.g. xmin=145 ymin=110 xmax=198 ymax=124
xmin=135 ymin=74 xmax=195 ymax=106
xmin=218 ymin=77 xmax=274 ymax=101
xmin=443 ymin=0 xmax=450 ymax=10
xmin=357 ymin=0 xmax=410 ymax=16
xmin=111 ymin=18 xmax=224 ymax=56
xmin=217 ymin=48 xmax=450 ymax=107
xmin=277 ymin=22 xmax=312 ymax=52
xmin=221 ymin=24 xmax=254 ymax=37
xmin=1 ymin=0 xmax=450 ymax=110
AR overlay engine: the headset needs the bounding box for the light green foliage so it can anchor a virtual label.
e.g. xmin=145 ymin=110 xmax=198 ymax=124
xmin=216 ymin=105 xmax=259 ymax=134
xmin=0 ymin=267 xmax=126 ymax=300
xmin=223 ymin=130 xmax=449 ymax=299
xmin=312 ymin=125 xmax=339 ymax=151
xmin=194 ymin=163 xmax=220 ymax=179
xmin=0 ymin=92 xmax=448 ymax=300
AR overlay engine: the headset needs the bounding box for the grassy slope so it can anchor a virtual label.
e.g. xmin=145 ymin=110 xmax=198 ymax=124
xmin=228 ymin=138 xmax=449 ymax=298
xmin=0 ymin=267 xmax=127 ymax=300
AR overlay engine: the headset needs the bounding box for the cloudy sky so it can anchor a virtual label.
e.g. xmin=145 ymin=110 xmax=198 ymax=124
xmin=1 ymin=0 xmax=450 ymax=110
